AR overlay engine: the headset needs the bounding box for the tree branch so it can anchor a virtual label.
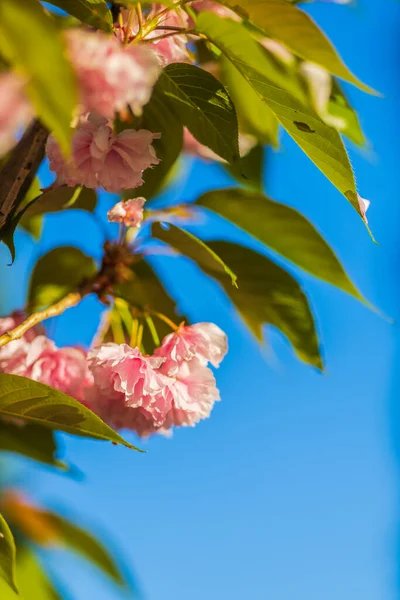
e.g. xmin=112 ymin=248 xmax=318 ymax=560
xmin=0 ymin=291 xmax=86 ymax=348
xmin=0 ymin=120 xmax=48 ymax=231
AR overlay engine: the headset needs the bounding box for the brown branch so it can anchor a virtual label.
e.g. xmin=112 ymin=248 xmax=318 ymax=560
xmin=0 ymin=119 xmax=48 ymax=231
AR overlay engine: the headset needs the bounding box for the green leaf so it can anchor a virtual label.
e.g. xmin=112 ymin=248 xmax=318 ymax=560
xmin=32 ymin=512 xmax=124 ymax=585
xmin=192 ymin=241 xmax=321 ymax=368
xmin=123 ymin=84 xmax=183 ymax=201
xmin=219 ymin=0 xmax=374 ymax=92
xmin=0 ymin=420 xmax=64 ymax=469
xmin=196 ymin=187 xmax=364 ymax=299
xmin=221 ymin=57 xmax=279 ymax=147
xmin=0 ymin=545 xmax=61 ymax=600
xmin=45 ymin=0 xmax=113 ymax=31
xmin=222 ymin=144 xmax=265 ymax=190
xmin=0 ymin=0 xmax=77 ymax=154
xmin=22 ymin=186 xmax=97 ymax=219
xmin=117 ymin=259 xmax=187 ymax=353
xmin=196 ymin=14 xmax=361 ymax=217
xmin=159 ymin=63 xmax=240 ymax=163
xmin=28 ymin=247 xmax=97 ymax=310
xmin=17 ymin=179 xmax=43 ymax=240
xmin=152 ymin=222 xmax=238 ymax=286
xmin=0 ymin=373 xmax=140 ymax=449
xmin=328 ymin=79 xmax=366 ymax=146
xmin=0 ymin=514 xmax=18 ymax=594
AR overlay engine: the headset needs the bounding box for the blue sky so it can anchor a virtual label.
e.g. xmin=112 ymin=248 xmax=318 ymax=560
xmin=1 ymin=1 xmax=400 ymax=599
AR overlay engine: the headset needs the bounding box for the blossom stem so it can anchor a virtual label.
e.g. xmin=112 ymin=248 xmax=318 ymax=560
xmin=136 ymin=323 xmax=144 ymax=349
xmin=111 ymin=310 xmax=126 ymax=345
xmin=136 ymin=3 xmax=143 ymax=36
xmin=0 ymin=291 xmax=84 ymax=348
xmin=124 ymin=8 xmax=136 ymax=46
xmin=151 ymin=311 xmax=179 ymax=331
xmin=130 ymin=318 xmax=139 ymax=347
xmin=145 ymin=315 xmax=160 ymax=347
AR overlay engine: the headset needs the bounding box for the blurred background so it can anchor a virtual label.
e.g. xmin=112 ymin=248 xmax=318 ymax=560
xmin=1 ymin=0 xmax=399 ymax=598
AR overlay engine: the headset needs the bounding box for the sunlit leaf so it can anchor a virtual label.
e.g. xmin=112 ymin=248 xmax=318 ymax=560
xmin=196 ymin=13 xmax=361 ymax=217
xmin=45 ymin=0 xmax=113 ymax=31
xmin=0 ymin=374 xmax=139 ymax=449
xmin=159 ymin=63 xmax=240 ymax=163
xmin=197 ymin=187 xmax=365 ymax=299
xmin=28 ymin=247 xmax=97 ymax=310
xmin=152 ymin=222 xmax=237 ymax=286
xmin=328 ymin=79 xmax=366 ymax=146
xmin=221 ymin=56 xmax=279 ymax=147
xmin=0 ymin=514 xmax=17 ymax=594
xmin=218 ymin=0 xmax=373 ymax=92
xmin=0 ymin=0 xmax=77 ymax=154
xmin=0 ymin=545 xmax=61 ymax=600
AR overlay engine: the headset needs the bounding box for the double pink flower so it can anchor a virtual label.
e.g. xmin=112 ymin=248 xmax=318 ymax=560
xmin=87 ymin=322 xmax=228 ymax=437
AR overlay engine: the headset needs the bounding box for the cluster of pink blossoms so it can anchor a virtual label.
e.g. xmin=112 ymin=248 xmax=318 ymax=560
xmin=0 ymin=313 xmax=92 ymax=403
xmin=0 ymin=314 xmax=227 ymax=437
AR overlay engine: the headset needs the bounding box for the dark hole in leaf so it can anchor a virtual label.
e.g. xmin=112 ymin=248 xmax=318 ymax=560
xmin=293 ymin=121 xmax=315 ymax=133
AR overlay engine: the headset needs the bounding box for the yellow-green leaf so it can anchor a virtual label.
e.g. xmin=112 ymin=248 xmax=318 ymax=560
xmin=219 ymin=0 xmax=374 ymax=92
xmin=196 ymin=14 xmax=361 ymax=217
xmin=0 ymin=0 xmax=77 ymax=154
xmin=0 ymin=514 xmax=18 ymax=594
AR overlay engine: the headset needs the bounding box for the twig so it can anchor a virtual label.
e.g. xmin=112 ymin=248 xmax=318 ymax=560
xmin=0 ymin=120 xmax=48 ymax=231
xmin=142 ymin=29 xmax=194 ymax=43
xmin=0 ymin=291 xmax=85 ymax=348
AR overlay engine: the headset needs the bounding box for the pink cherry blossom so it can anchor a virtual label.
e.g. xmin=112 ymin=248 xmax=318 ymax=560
xmin=0 ymin=335 xmax=93 ymax=402
xmin=46 ymin=113 xmax=160 ymax=192
xmin=108 ymin=197 xmax=146 ymax=228
xmin=87 ymin=344 xmax=173 ymax=427
xmin=84 ymin=385 xmax=165 ymax=437
xmin=0 ymin=73 xmax=33 ymax=156
xmin=66 ymin=29 xmax=160 ymax=118
xmin=155 ymin=322 xmax=228 ymax=373
xmin=162 ymin=358 xmax=220 ymax=428
xmin=0 ymin=312 xmax=43 ymax=375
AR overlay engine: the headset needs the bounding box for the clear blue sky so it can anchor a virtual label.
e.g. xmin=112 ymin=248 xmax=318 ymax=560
xmin=1 ymin=1 xmax=400 ymax=599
